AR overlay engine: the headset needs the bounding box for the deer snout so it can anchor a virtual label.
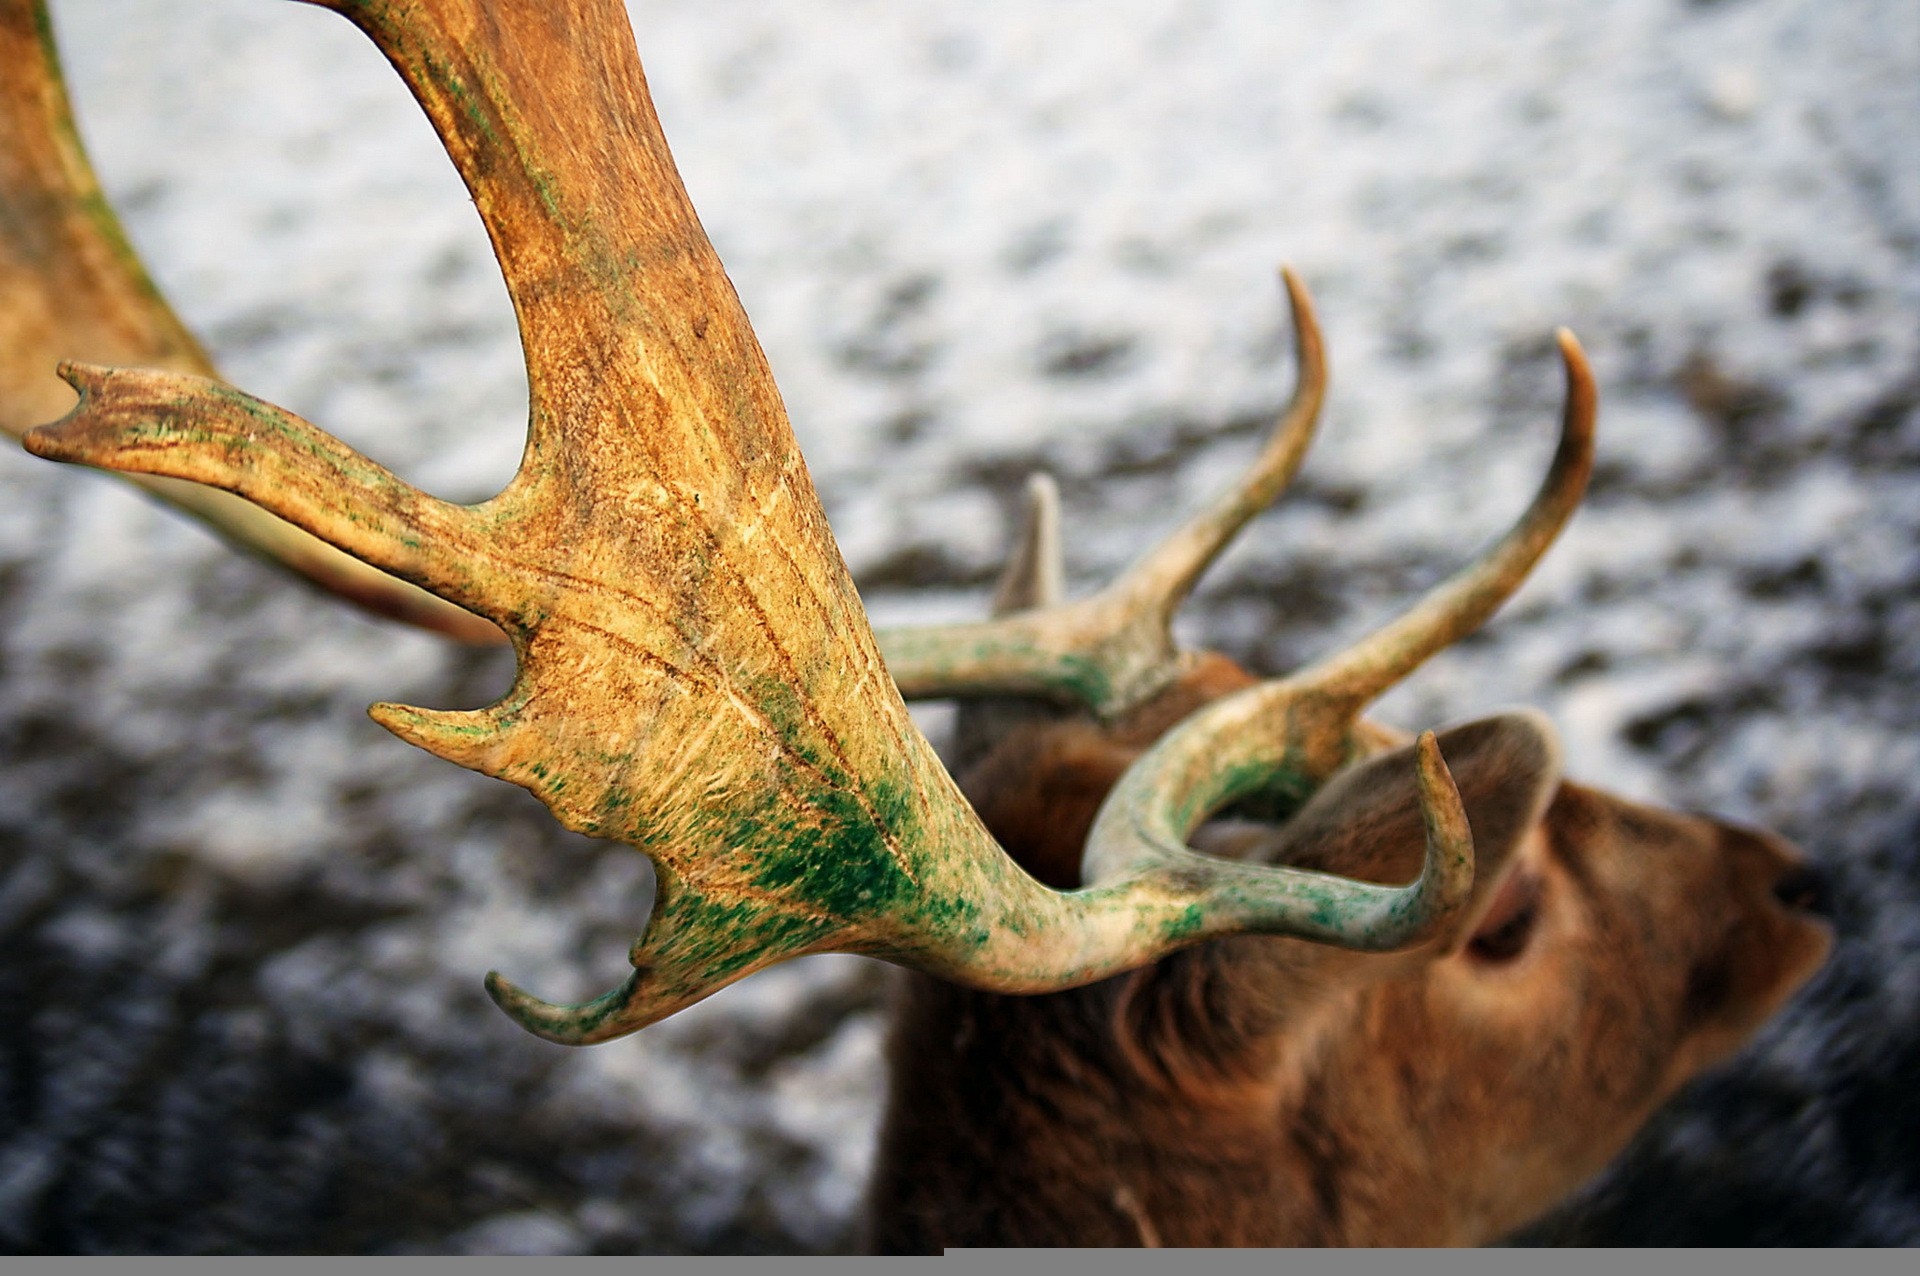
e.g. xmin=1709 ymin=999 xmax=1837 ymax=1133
xmin=1771 ymin=862 xmax=1831 ymax=918
xmin=1707 ymin=820 xmax=1831 ymax=920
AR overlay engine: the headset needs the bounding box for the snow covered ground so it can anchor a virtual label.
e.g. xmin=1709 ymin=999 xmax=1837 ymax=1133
xmin=0 ymin=0 xmax=1915 ymax=1251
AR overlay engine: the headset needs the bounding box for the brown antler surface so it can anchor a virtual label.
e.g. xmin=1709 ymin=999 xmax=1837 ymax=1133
xmin=24 ymin=0 xmax=1482 ymax=1043
xmin=0 ymin=0 xmax=498 ymax=642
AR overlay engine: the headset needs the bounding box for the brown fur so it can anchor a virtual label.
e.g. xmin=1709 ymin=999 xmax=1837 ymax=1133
xmin=863 ymin=667 xmax=1832 ymax=1251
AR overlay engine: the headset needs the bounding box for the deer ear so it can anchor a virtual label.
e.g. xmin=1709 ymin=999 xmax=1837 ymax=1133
xmin=1205 ymin=710 xmax=1562 ymax=946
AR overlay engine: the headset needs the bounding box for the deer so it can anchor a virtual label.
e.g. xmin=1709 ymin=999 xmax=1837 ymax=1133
xmin=1 ymin=0 xmax=1833 ymax=1251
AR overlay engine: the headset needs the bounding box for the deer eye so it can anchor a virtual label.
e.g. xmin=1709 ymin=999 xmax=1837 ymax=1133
xmin=1466 ymin=871 xmax=1542 ymax=963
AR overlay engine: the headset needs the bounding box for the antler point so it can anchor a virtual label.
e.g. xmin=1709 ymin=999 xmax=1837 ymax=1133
xmin=484 ymin=967 xmax=651 ymax=1046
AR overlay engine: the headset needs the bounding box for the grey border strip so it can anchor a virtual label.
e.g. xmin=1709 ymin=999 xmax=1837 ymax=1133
xmin=6 ymin=1249 xmax=1912 ymax=1274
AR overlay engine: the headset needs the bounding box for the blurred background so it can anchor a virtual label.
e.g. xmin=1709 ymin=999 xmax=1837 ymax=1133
xmin=0 ymin=0 xmax=1915 ymax=1252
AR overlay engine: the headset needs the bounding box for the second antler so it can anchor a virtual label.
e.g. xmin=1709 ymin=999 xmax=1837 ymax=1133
xmin=19 ymin=0 xmax=1594 ymax=1044
xmin=0 ymin=0 xmax=497 ymax=641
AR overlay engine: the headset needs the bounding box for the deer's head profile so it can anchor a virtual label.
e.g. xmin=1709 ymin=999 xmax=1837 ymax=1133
xmin=1 ymin=0 xmax=1833 ymax=1249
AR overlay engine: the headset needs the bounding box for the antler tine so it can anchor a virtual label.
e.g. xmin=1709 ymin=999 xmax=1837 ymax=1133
xmin=1281 ymin=328 xmax=1597 ymax=769
xmin=1106 ymin=265 xmax=1327 ymax=624
xmin=991 ymin=473 xmax=1067 ymax=616
xmin=0 ymin=0 xmax=500 ymax=643
xmin=878 ymin=266 xmax=1326 ymax=718
xmin=1086 ymin=726 xmax=1475 ymax=952
xmin=948 ymin=473 xmax=1069 ymax=769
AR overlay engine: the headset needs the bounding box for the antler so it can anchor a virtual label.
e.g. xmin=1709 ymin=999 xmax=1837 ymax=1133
xmin=19 ymin=0 xmax=1581 ymax=1042
xmin=880 ymin=281 xmax=1595 ymax=741
xmin=0 ymin=0 xmax=498 ymax=642
xmin=877 ymin=266 xmax=1327 ymax=718
xmin=904 ymin=294 xmax=1594 ymax=915
xmin=1088 ymin=330 xmax=1594 ymax=888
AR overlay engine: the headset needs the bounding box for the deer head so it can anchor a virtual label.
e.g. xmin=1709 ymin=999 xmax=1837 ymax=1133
xmin=869 ymin=533 xmax=1834 ymax=1246
xmin=5 ymin=0 xmax=1832 ymax=1249
xmin=856 ymin=409 xmax=1831 ymax=1246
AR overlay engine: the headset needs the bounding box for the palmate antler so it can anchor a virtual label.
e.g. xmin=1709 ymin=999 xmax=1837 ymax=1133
xmin=21 ymin=0 xmax=1593 ymax=1044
